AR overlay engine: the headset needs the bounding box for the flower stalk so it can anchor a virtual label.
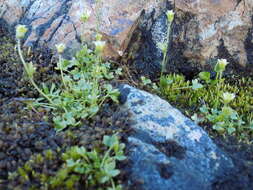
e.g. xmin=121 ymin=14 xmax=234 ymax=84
xmin=16 ymin=25 xmax=54 ymax=105
xmin=159 ymin=10 xmax=175 ymax=76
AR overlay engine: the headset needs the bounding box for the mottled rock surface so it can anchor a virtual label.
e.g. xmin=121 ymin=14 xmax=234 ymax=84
xmin=174 ymin=0 xmax=253 ymax=74
xmin=119 ymin=85 xmax=235 ymax=190
xmin=0 ymin=0 xmax=166 ymax=59
xmin=1 ymin=0 xmax=253 ymax=76
xmin=125 ymin=0 xmax=253 ymax=78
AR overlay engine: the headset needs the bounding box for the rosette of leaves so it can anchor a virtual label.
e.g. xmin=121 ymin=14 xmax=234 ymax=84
xmin=199 ymin=105 xmax=246 ymax=135
xmin=8 ymin=135 xmax=126 ymax=190
xmin=50 ymin=135 xmax=126 ymax=190
xmin=31 ymin=45 xmax=121 ymax=131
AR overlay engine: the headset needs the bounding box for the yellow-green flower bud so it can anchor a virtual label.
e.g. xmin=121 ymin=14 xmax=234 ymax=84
xmin=222 ymin=92 xmax=235 ymax=104
xmin=27 ymin=62 xmax=36 ymax=78
xmin=215 ymin=59 xmax=229 ymax=73
xmin=55 ymin=43 xmax=66 ymax=54
xmin=95 ymin=33 xmax=103 ymax=41
xmin=80 ymin=10 xmax=91 ymax=23
xmin=166 ymin=10 xmax=175 ymax=23
xmin=16 ymin=25 xmax=28 ymax=39
xmin=94 ymin=40 xmax=106 ymax=53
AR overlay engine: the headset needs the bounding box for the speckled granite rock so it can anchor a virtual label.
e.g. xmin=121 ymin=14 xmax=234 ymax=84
xmin=0 ymin=0 xmax=167 ymax=59
xmin=119 ymin=85 xmax=235 ymax=190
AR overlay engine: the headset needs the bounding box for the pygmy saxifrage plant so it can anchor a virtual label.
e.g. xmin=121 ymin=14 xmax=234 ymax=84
xmin=9 ymin=135 xmax=126 ymax=190
xmin=159 ymin=58 xmax=252 ymax=141
xmin=16 ymin=24 xmax=121 ymax=131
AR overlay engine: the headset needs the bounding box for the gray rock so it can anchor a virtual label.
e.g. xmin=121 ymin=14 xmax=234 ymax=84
xmin=0 ymin=0 xmax=167 ymax=59
xmin=126 ymin=0 xmax=253 ymax=78
xmin=119 ymin=85 xmax=234 ymax=190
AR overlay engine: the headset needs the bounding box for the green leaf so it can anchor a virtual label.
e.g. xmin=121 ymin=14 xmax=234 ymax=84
xmin=78 ymin=79 xmax=91 ymax=90
xmin=191 ymin=113 xmax=204 ymax=124
xmin=76 ymin=147 xmax=87 ymax=156
xmin=191 ymin=79 xmax=203 ymax=90
xmin=114 ymin=155 xmax=126 ymax=161
xmin=53 ymin=116 xmax=67 ymax=131
xmin=199 ymin=72 xmax=210 ymax=83
xmin=200 ymin=105 xmax=209 ymax=114
xmin=115 ymin=68 xmax=123 ymax=76
xmin=104 ymin=160 xmax=116 ymax=171
xmin=104 ymin=84 xmax=113 ymax=92
xmin=42 ymin=83 xmax=49 ymax=94
xmin=227 ymin=127 xmax=236 ymax=134
xmin=159 ymin=75 xmax=173 ymax=89
xmin=61 ymin=59 xmax=74 ymax=70
xmin=100 ymin=175 xmax=110 ymax=183
xmin=107 ymin=169 xmax=120 ymax=177
xmin=141 ymin=76 xmax=152 ymax=86
xmin=74 ymin=166 xmax=86 ymax=174
xmin=89 ymin=105 xmax=99 ymax=115
xmin=66 ymin=159 xmax=78 ymax=168
xmin=27 ymin=62 xmax=36 ymax=77
xmin=103 ymin=135 xmax=118 ymax=148
xmin=213 ymin=123 xmax=225 ymax=132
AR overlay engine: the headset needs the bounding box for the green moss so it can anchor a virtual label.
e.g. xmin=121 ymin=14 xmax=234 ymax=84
xmin=160 ymin=73 xmax=253 ymax=142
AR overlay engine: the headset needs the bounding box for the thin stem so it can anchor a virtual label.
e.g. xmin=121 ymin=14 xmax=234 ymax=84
xmin=111 ymin=179 xmax=116 ymax=190
xmin=17 ymin=39 xmax=55 ymax=105
xmin=17 ymin=40 xmax=29 ymax=73
xmin=172 ymin=86 xmax=191 ymax=90
xmin=214 ymin=71 xmax=223 ymax=108
xmin=101 ymin=146 xmax=113 ymax=168
xmin=30 ymin=76 xmax=55 ymax=105
xmin=59 ymin=55 xmax=67 ymax=88
xmin=161 ymin=21 xmax=172 ymax=76
xmin=98 ymin=94 xmax=109 ymax=108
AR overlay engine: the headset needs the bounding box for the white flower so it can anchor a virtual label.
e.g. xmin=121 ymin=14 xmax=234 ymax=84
xmin=166 ymin=10 xmax=175 ymax=22
xmin=222 ymin=92 xmax=235 ymax=104
xmin=94 ymin=40 xmax=106 ymax=52
xmin=118 ymin=50 xmax=123 ymax=56
xmin=215 ymin=59 xmax=229 ymax=73
xmin=16 ymin=25 xmax=28 ymax=39
xmin=55 ymin=43 xmax=66 ymax=54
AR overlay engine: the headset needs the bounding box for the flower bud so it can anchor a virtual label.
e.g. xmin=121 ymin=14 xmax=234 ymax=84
xmin=94 ymin=41 xmax=106 ymax=53
xmin=95 ymin=33 xmax=103 ymax=41
xmin=215 ymin=59 xmax=229 ymax=73
xmin=166 ymin=10 xmax=175 ymax=23
xmin=222 ymin=92 xmax=235 ymax=104
xmin=55 ymin=43 xmax=66 ymax=54
xmin=80 ymin=10 xmax=91 ymax=22
xmin=27 ymin=62 xmax=36 ymax=78
xmin=16 ymin=25 xmax=28 ymax=39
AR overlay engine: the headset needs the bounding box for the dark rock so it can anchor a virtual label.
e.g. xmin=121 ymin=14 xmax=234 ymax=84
xmin=119 ymin=84 xmax=235 ymax=190
xmin=125 ymin=0 xmax=253 ymax=78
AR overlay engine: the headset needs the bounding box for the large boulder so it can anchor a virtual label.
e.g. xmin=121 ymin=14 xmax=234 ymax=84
xmin=1 ymin=0 xmax=252 ymax=76
xmin=119 ymin=84 xmax=236 ymax=190
xmin=173 ymin=0 xmax=253 ymax=75
xmin=125 ymin=0 xmax=253 ymax=78
xmin=0 ymin=0 xmax=167 ymax=59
